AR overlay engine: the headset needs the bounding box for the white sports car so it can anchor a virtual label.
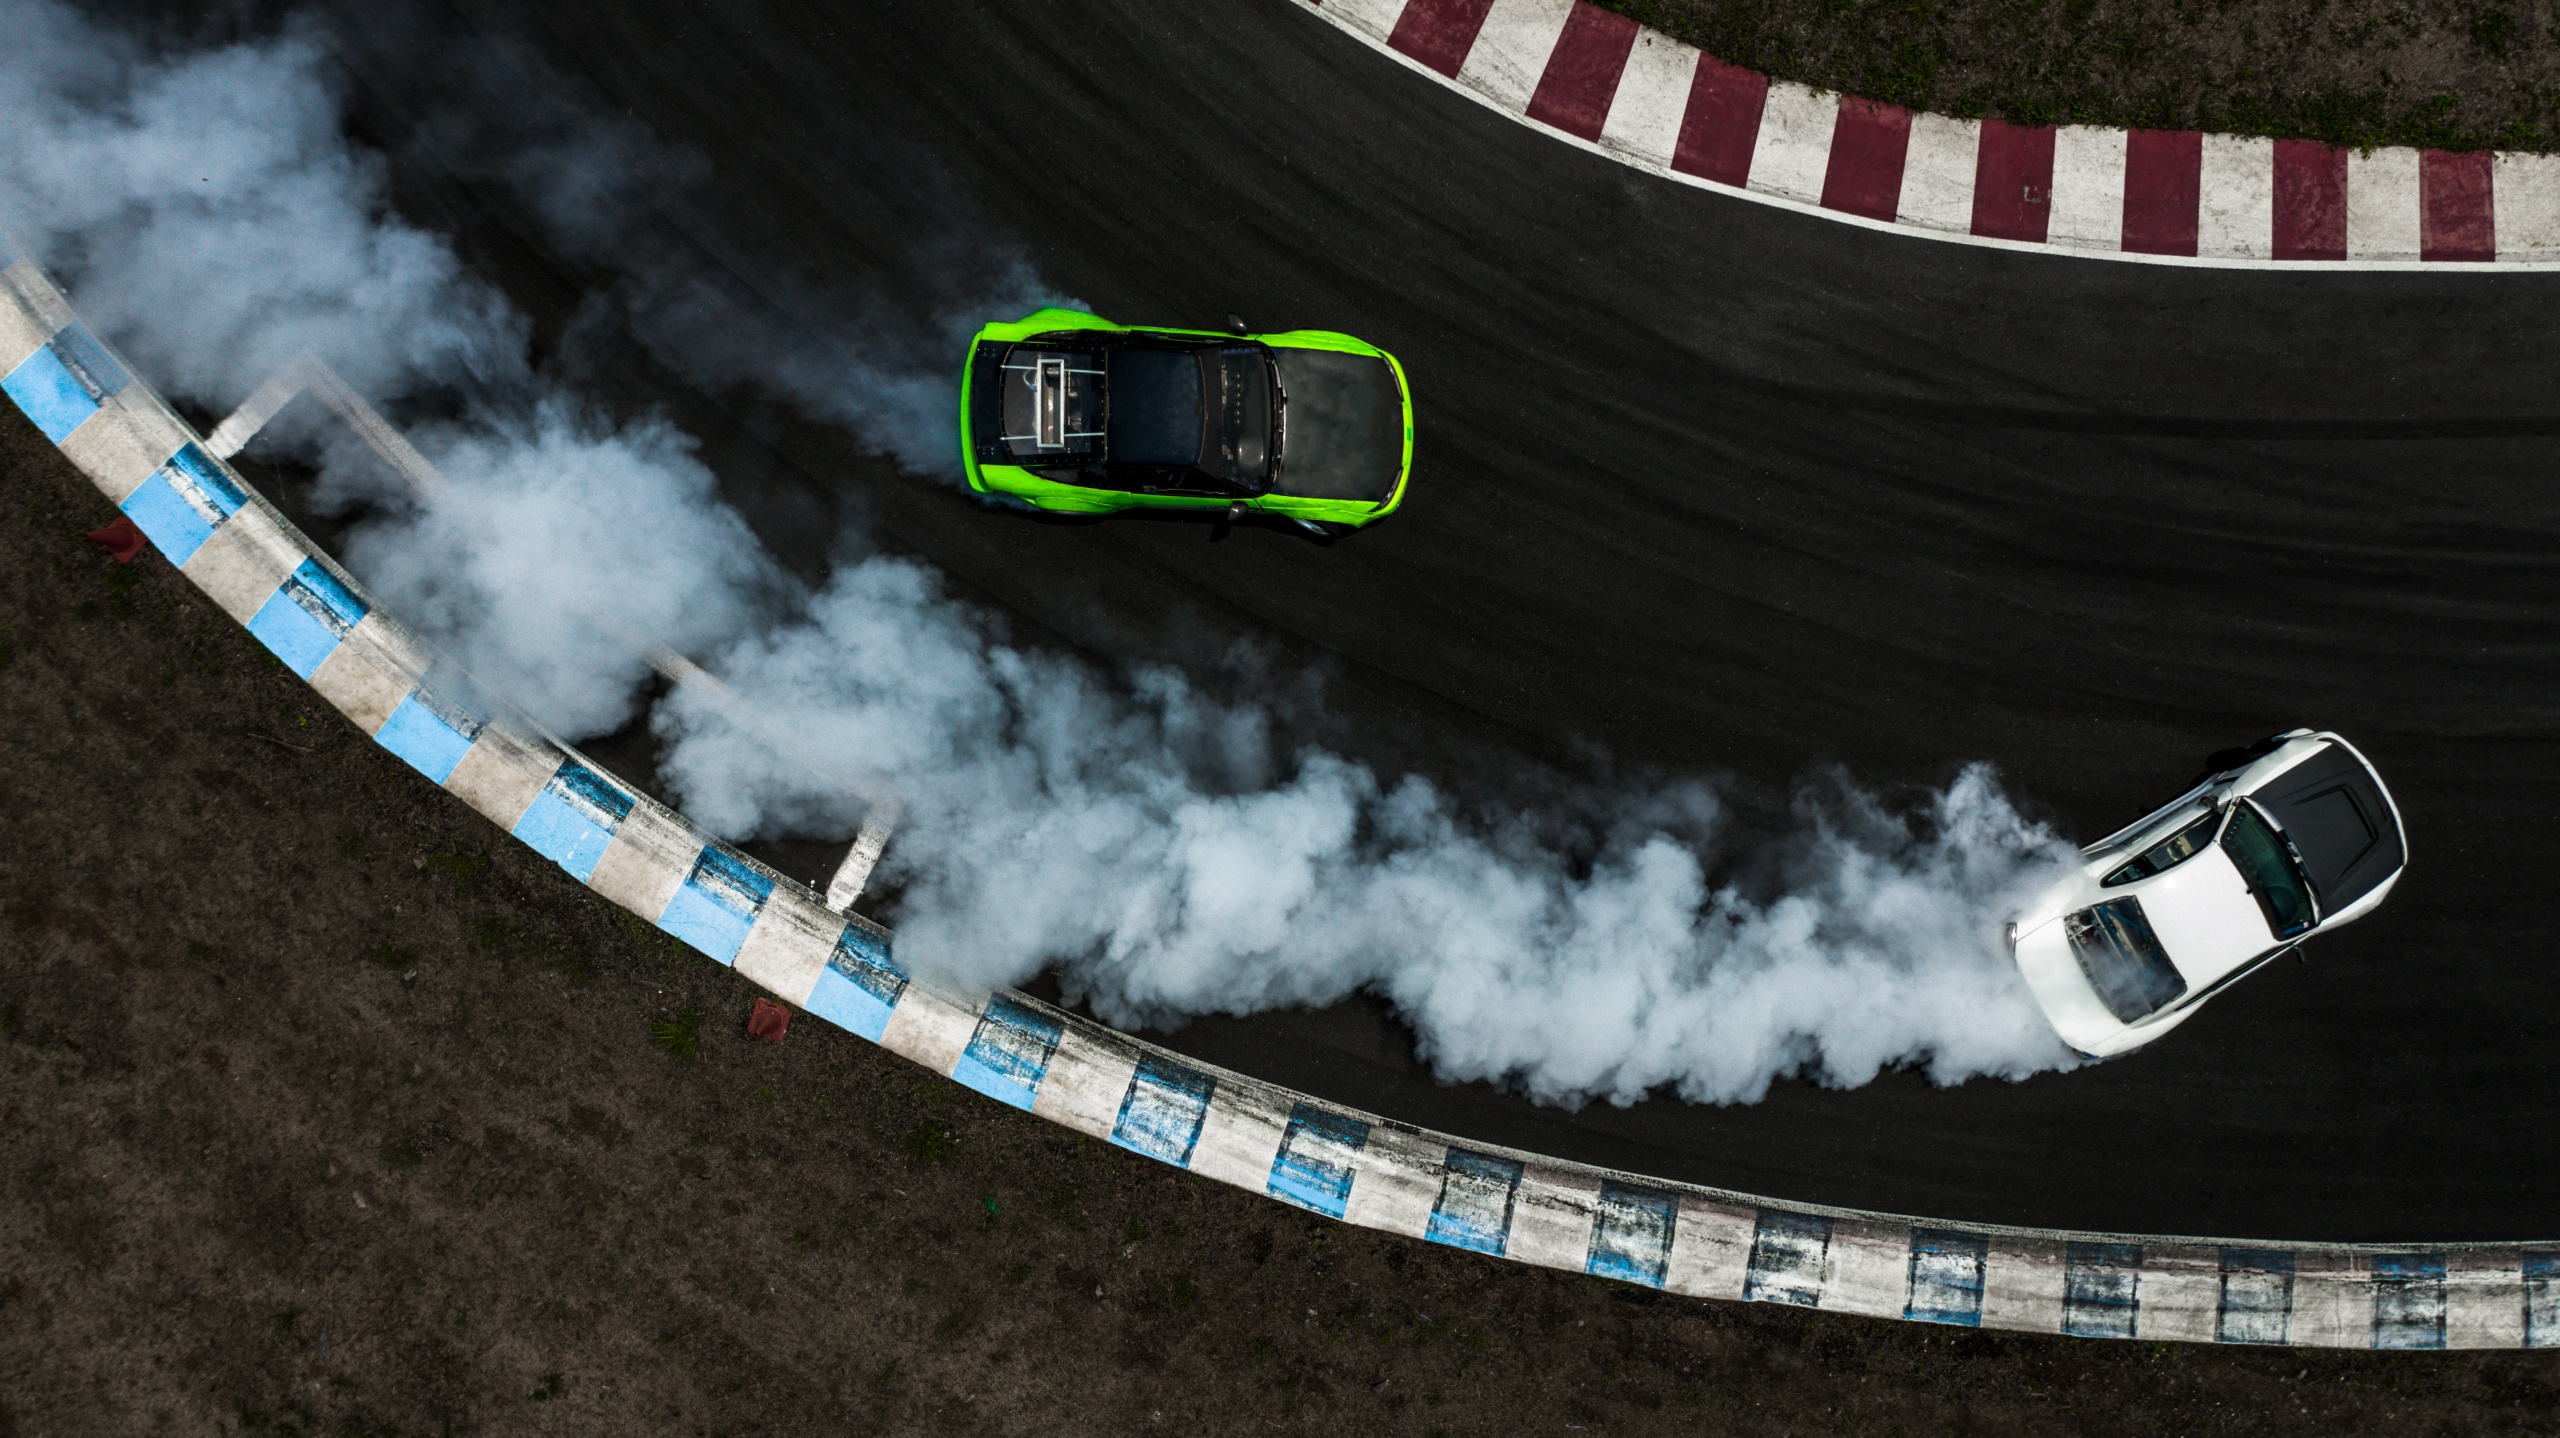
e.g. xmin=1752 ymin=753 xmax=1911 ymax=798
xmin=2009 ymin=730 xmax=2407 ymax=1059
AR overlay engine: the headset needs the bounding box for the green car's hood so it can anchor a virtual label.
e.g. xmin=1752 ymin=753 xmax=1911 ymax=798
xmin=1273 ymin=347 xmax=1403 ymax=503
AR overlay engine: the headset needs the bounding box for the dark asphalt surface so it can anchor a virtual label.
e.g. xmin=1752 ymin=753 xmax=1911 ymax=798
xmin=295 ymin=0 xmax=2560 ymax=1241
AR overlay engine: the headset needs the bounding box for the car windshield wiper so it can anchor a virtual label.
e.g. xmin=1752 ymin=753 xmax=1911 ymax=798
xmin=1267 ymin=353 xmax=1287 ymax=475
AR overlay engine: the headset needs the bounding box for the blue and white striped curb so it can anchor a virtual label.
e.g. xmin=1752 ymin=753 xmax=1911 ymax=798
xmin=7 ymin=253 xmax=2546 ymax=1349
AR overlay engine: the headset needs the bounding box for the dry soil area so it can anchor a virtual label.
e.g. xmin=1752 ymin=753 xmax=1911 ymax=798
xmin=1607 ymin=0 xmax=2560 ymax=149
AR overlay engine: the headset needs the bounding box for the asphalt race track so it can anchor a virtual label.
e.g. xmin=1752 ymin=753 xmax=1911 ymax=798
xmin=289 ymin=0 xmax=2560 ymax=1243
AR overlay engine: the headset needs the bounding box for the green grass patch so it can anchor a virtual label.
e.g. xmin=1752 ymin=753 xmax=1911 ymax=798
xmin=903 ymin=1124 xmax=959 ymax=1165
xmin=650 ymin=1006 xmax=704 ymax=1062
xmin=425 ymin=849 xmax=489 ymax=895
xmin=104 ymin=564 xmax=140 ymax=619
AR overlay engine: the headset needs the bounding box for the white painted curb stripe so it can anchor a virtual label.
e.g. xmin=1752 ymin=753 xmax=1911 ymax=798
xmin=1291 ymin=0 xmax=2560 ymax=269
xmin=10 ymin=255 xmax=2550 ymax=1349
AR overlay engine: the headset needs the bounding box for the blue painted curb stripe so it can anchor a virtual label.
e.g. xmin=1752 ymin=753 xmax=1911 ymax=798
xmin=375 ymin=682 xmax=486 ymax=785
xmin=1745 ymin=1209 xmax=1832 ymax=1307
xmin=3 ymin=323 xmax=127 ymax=443
xmin=2525 ymin=1252 xmax=2560 ymax=1348
xmin=1586 ymin=1182 xmax=1678 ymax=1288
xmin=1267 ymin=1105 xmax=1367 ymax=1219
xmin=2371 ymin=1252 xmax=2447 ymax=1350
xmin=1906 ymin=1229 xmax=1990 ymax=1326
xmin=804 ymin=923 xmax=906 ymax=1042
xmin=1427 ymin=1150 xmax=1523 ymax=1256
xmin=1110 ymin=1056 xmax=1216 ymax=1167
xmin=246 ymin=557 xmax=368 ymax=679
xmin=2218 ymin=1248 xmax=2297 ymax=1345
xmin=950 ymin=997 xmax=1063 ymax=1110
xmin=2062 ymin=1241 xmax=2142 ymax=1339
xmin=657 ymin=844 xmax=777 ymax=965
xmin=512 ymin=759 xmax=633 ymax=883
xmin=119 ymin=443 xmax=245 ymax=566
xmin=50 ymin=323 xmax=129 ymax=402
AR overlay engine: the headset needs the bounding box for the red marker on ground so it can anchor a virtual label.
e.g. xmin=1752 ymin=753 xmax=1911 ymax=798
xmin=83 ymin=515 xmax=146 ymax=563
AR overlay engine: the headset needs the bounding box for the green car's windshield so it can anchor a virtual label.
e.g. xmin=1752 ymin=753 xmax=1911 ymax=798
xmin=2103 ymin=809 xmax=2218 ymax=886
xmin=1201 ymin=346 xmax=1275 ymax=487
xmin=2220 ymin=802 xmax=2318 ymax=939
xmin=2064 ymin=897 xmax=2189 ymax=1024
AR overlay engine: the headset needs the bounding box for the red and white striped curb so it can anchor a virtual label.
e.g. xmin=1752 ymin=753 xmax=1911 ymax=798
xmin=1305 ymin=0 xmax=2560 ymax=266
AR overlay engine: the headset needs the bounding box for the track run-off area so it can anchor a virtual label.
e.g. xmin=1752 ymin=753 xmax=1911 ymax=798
xmin=233 ymin=0 xmax=2560 ymax=1246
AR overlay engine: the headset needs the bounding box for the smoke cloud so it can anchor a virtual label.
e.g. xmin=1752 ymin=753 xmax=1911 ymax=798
xmin=0 ymin=5 xmax=523 ymax=408
xmin=343 ymin=405 xmax=781 ymax=739
xmin=1 ymin=0 xmax=2084 ymax=1107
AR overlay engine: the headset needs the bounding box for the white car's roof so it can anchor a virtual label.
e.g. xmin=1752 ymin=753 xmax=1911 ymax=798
xmin=2135 ymin=845 xmax=2274 ymax=987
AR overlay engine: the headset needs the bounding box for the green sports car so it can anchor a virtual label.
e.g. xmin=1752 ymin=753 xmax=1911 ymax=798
xmin=959 ymin=308 xmax=1413 ymax=534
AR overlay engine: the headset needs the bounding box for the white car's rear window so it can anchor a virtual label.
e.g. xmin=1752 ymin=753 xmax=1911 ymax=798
xmin=2065 ymin=897 xmax=2189 ymax=1024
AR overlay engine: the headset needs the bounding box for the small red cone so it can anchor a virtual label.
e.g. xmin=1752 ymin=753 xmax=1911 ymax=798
xmin=746 ymin=997 xmax=791 ymax=1043
xmin=83 ymin=515 xmax=146 ymax=564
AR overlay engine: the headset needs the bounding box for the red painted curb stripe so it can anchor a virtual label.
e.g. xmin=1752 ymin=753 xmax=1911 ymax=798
xmin=2271 ymin=141 xmax=2347 ymax=260
xmin=1970 ymin=120 xmax=2055 ymax=243
xmin=2120 ymin=129 xmax=2202 ymax=256
xmin=2420 ymin=149 xmax=2496 ymax=261
xmin=1525 ymin=3 xmax=1640 ymax=142
xmin=1821 ymin=96 xmax=1913 ymax=221
xmin=1671 ymin=54 xmax=1768 ymax=186
xmin=1388 ymin=0 xmax=1497 ymax=77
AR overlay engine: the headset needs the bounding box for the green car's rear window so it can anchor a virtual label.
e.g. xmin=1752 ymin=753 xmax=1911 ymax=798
xmin=996 ymin=345 xmax=1103 ymax=461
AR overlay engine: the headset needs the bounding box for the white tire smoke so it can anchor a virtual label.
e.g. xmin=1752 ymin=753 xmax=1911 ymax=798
xmin=0 ymin=0 xmax=2083 ymax=1108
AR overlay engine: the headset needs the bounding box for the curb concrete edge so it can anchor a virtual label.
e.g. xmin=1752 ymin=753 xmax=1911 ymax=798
xmin=1291 ymin=0 xmax=2560 ymax=270
xmin=5 ymin=255 xmax=2549 ymax=1351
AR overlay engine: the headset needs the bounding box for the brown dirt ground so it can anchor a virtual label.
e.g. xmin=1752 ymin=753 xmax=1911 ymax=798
xmin=1604 ymin=0 xmax=2560 ymax=151
xmin=6 ymin=408 xmax=2560 ymax=1436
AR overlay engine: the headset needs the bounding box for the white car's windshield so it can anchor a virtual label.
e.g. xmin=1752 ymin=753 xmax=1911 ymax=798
xmin=2221 ymin=802 xmax=2317 ymax=939
xmin=2065 ymin=897 xmax=2189 ymax=1024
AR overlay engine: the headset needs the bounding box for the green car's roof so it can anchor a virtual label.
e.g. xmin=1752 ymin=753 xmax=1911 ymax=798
xmin=959 ymin=309 xmax=1413 ymax=531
